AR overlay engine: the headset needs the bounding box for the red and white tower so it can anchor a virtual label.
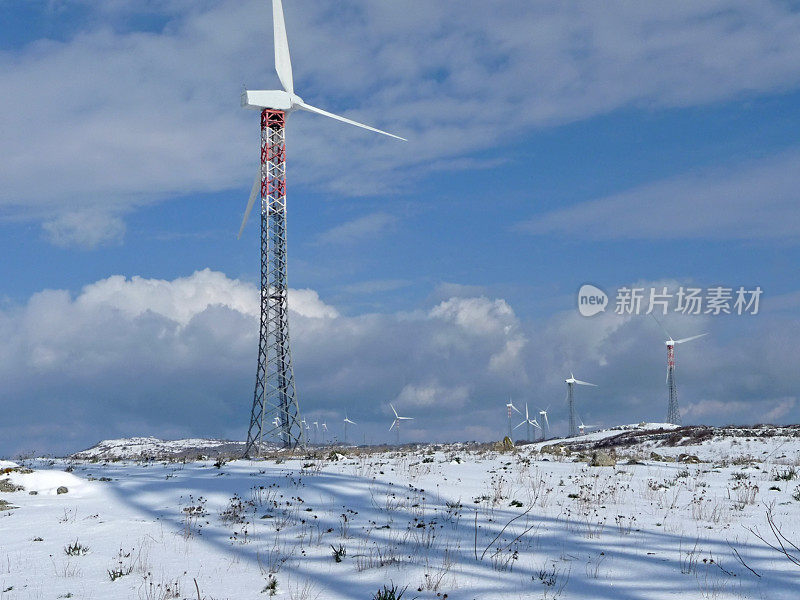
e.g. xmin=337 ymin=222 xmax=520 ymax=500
xmin=238 ymin=0 xmax=404 ymax=456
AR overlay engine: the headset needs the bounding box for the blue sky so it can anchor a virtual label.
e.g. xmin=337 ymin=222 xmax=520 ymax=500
xmin=1 ymin=0 xmax=799 ymax=456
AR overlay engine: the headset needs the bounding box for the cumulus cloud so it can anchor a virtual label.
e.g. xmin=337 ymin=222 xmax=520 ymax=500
xmin=0 ymin=271 xmax=530 ymax=455
xmin=0 ymin=270 xmax=798 ymax=456
xmin=6 ymin=1 xmax=800 ymax=243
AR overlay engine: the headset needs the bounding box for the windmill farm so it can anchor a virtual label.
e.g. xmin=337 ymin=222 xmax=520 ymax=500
xmin=5 ymin=2 xmax=797 ymax=599
xmin=229 ymin=0 xmax=714 ymax=452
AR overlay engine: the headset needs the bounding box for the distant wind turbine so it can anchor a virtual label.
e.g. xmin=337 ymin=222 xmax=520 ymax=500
xmin=506 ymin=399 xmax=521 ymax=439
xmin=651 ymin=315 xmax=708 ymax=425
xmin=389 ymin=404 xmax=413 ymax=445
xmin=343 ymin=411 xmax=357 ymax=446
xmin=565 ymin=373 xmax=597 ymax=437
xmin=514 ymin=402 xmax=540 ymax=442
xmin=578 ymin=418 xmax=599 ymax=437
xmin=538 ymin=406 xmax=550 ymax=441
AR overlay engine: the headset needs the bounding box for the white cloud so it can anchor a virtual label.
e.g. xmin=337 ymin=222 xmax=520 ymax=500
xmin=395 ymin=383 xmax=469 ymax=410
xmin=0 ymin=270 xmax=530 ymax=454
xmin=6 ymin=1 xmax=800 ymax=243
xmin=0 ymin=270 xmax=798 ymax=455
xmin=316 ymin=212 xmax=398 ymax=246
xmin=519 ymin=151 xmax=800 ymax=241
xmin=42 ymin=210 xmax=126 ymax=248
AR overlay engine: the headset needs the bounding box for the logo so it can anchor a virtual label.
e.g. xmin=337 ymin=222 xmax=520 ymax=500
xmin=578 ymin=284 xmax=608 ymax=317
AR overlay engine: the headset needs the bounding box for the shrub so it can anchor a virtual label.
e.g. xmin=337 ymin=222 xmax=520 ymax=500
xmin=331 ymin=544 xmax=346 ymax=563
xmin=373 ymin=583 xmax=408 ymax=600
xmin=64 ymin=541 xmax=89 ymax=556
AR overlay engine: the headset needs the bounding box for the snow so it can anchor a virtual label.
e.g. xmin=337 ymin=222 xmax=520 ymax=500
xmin=6 ymin=469 xmax=92 ymax=496
xmin=2 ymin=427 xmax=800 ymax=599
xmin=72 ymin=437 xmax=253 ymax=460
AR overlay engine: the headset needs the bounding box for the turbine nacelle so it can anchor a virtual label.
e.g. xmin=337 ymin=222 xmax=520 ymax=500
xmin=242 ymin=89 xmax=303 ymax=112
xmin=565 ymin=372 xmax=597 ymax=387
xmin=663 ymin=333 xmax=708 ymax=347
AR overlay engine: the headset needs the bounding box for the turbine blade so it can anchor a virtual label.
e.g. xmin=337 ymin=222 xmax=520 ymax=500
xmin=389 ymin=420 xmax=396 ymax=431
xmin=296 ymin=101 xmax=406 ymax=141
xmin=514 ymin=421 xmax=525 ymax=430
xmin=650 ymin=313 xmax=672 ymax=341
xmin=574 ymin=379 xmax=597 ymax=387
xmin=674 ymin=332 xmax=709 ymax=345
xmin=237 ymin=168 xmax=261 ymax=239
xmin=666 ymin=365 xmax=670 ymax=384
xmin=390 ymin=404 xmax=398 ymax=418
xmin=272 ymin=0 xmax=293 ymax=94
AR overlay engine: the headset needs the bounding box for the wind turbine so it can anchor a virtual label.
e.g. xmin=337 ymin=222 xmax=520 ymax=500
xmin=578 ymin=418 xmax=598 ymax=437
xmin=651 ymin=315 xmax=708 ymax=425
xmin=322 ymin=422 xmax=328 ymax=444
xmin=312 ymin=421 xmax=319 ymax=445
xmin=241 ymin=0 xmax=405 ymax=457
xmin=506 ymin=399 xmax=521 ymax=439
xmin=514 ymin=403 xmax=541 ymax=442
xmin=389 ymin=404 xmax=413 ymax=445
xmin=538 ymin=406 xmax=550 ymax=441
xmin=565 ymin=373 xmax=597 ymax=438
xmin=343 ymin=411 xmax=356 ymax=446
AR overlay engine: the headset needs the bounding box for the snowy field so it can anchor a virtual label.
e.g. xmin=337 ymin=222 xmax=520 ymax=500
xmin=2 ymin=425 xmax=800 ymax=599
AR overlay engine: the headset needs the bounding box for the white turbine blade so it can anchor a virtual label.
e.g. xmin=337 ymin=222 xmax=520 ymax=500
xmin=389 ymin=420 xmax=396 ymax=431
xmin=544 ymin=414 xmax=550 ymax=429
xmin=237 ymin=168 xmax=261 ymax=239
xmin=674 ymin=332 xmax=709 ymax=345
xmin=514 ymin=421 xmax=526 ymax=430
xmin=573 ymin=379 xmax=597 ymax=387
xmin=399 ymin=416 xmax=413 ymax=420
xmin=296 ymin=101 xmax=406 ymax=141
xmin=650 ymin=313 xmax=672 ymax=341
xmin=390 ymin=404 xmax=399 ymax=418
xmin=272 ymin=0 xmax=293 ymax=94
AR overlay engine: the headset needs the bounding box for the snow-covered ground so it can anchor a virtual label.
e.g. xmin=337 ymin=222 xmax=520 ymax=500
xmin=2 ymin=426 xmax=800 ymax=599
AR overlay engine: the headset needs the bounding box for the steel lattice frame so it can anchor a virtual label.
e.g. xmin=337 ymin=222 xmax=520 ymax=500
xmin=567 ymin=383 xmax=576 ymax=438
xmin=244 ymin=109 xmax=304 ymax=456
xmin=666 ymin=344 xmax=681 ymax=425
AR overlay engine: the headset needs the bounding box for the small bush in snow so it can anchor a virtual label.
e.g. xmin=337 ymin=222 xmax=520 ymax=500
xmin=64 ymin=541 xmax=89 ymax=556
xmin=330 ymin=543 xmax=346 ymax=563
xmin=372 ymin=583 xmax=408 ymax=600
